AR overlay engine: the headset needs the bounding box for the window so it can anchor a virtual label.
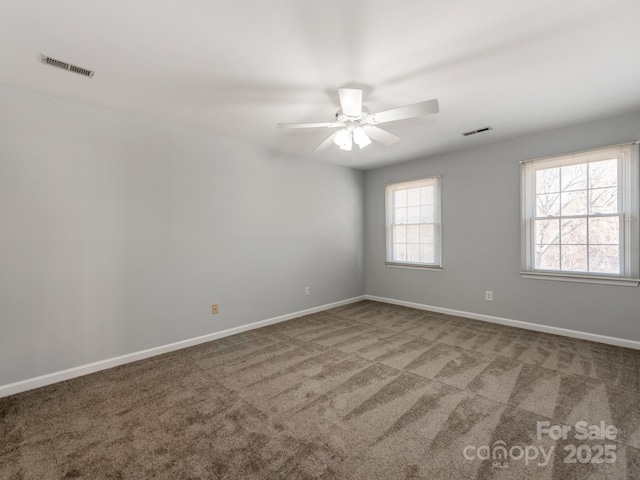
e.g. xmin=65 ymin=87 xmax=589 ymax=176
xmin=521 ymin=143 xmax=639 ymax=286
xmin=385 ymin=176 xmax=442 ymax=269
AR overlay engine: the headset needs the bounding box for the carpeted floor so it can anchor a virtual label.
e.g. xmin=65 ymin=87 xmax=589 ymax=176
xmin=1 ymin=300 xmax=639 ymax=479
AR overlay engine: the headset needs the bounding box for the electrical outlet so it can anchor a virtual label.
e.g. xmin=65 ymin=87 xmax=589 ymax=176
xmin=305 ymin=286 xmax=310 ymax=296
xmin=485 ymin=291 xmax=493 ymax=301
xmin=212 ymin=304 xmax=219 ymax=314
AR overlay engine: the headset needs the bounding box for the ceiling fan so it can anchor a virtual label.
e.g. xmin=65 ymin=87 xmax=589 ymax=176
xmin=277 ymin=88 xmax=439 ymax=152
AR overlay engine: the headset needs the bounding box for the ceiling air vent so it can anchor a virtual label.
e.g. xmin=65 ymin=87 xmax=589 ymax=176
xmin=462 ymin=126 xmax=492 ymax=137
xmin=41 ymin=55 xmax=94 ymax=78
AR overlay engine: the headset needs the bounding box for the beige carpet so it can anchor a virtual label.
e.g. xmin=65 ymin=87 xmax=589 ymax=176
xmin=1 ymin=300 xmax=639 ymax=479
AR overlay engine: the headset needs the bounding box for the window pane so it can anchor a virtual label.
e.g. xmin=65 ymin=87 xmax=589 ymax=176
xmin=420 ymin=224 xmax=434 ymax=243
xmin=421 ymin=186 xmax=434 ymax=205
xmin=561 ymin=245 xmax=587 ymax=271
xmin=386 ymin=176 xmax=441 ymax=267
xmin=407 ymin=206 xmax=420 ymax=223
xmin=394 ymin=190 xmax=407 ymax=207
xmin=407 ymin=225 xmax=420 ymax=244
xmin=589 ymin=187 xmax=618 ymax=214
xmin=589 ymin=159 xmax=617 ymax=189
xmin=535 ymin=219 xmax=559 ymax=245
xmin=561 ymin=190 xmax=587 ymax=216
xmin=536 ymin=193 xmax=560 ymax=216
xmin=589 ymin=245 xmax=620 ymax=274
xmin=561 ymin=164 xmax=588 ymax=191
xmin=536 ymin=244 xmax=560 ymax=270
xmin=560 ymin=218 xmax=587 ymax=245
xmin=407 ymin=244 xmax=420 ymax=263
xmin=420 ymin=205 xmax=434 ymax=223
xmin=407 ymin=188 xmax=421 ymax=206
xmin=523 ymin=144 xmax=637 ymax=281
xmin=393 ymin=225 xmax=407 ymax=243
xmin=589 ymin=217 xmax=619 ymax=244
xmin=536 ymin=168 xmax=560 ymax=194
xmin=394 ymin=244 xmax=407 ymax=262
xmin=420 ymin=244 xmax=434 ymax=263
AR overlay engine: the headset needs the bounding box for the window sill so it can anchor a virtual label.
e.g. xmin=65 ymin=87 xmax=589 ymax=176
xmin=386 ymin=262 xmax=443 ymax=271
xmin=520 ymin=271 xmax=640 ymax=287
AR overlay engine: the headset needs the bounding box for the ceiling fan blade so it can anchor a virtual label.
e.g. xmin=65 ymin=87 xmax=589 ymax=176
xmin=314 ymin=132 xmax=337 ymax=152
xmin=338 ymin=88 xmax=362 ymax=116
xmin=370 ymin=99 xmax=439 ymax=124
xmin=277 ymin=122 xmax=341 ymax=129
xmin=363 ymin=126 xmax=400 ymax=146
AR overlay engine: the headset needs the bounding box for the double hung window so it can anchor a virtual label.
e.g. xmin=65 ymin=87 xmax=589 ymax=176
xmin=385 ymin=176 xmax=442 ymax=269
xmin=521 ymin=143 xmax=639 ymax=286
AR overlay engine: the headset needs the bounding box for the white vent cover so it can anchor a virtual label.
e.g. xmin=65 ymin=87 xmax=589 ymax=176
xmin=41 ymin=55 xmax=94 ymax=78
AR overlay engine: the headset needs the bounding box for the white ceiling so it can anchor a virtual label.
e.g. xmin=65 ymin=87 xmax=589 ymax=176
xmin=1 ymin=0 xmax=640 ymax=169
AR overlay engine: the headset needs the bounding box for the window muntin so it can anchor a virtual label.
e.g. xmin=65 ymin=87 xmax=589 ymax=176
xmin=521 ymin=143 xmax=639 ymax=285
xmin=385 ymin=176 xmax=441 ymax=268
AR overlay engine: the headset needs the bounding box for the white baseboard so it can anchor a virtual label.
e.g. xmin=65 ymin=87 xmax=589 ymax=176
xmin=366 ymin=295 xmax=640 ymax=350
xmin=0 ymin=296 xmax=366 ymax=398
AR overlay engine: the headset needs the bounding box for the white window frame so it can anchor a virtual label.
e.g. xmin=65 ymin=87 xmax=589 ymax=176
xmin=385 ymin=176 xmax=442 ymax=269
xmin=520 ymin=142 xmax=639 ymax=286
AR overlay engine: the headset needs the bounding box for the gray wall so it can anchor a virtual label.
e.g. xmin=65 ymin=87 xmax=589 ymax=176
xmin=364 ymin=111 xmax=640 ymax=342
xmin=2 ymin=79 xmax=638 ymax=388
xmin=0 ymin=84 xmax=364 ymax=386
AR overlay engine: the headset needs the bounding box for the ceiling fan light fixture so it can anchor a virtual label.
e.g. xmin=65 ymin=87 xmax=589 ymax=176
xmin=339 ymin=136 xmax=352 ymax=151
xmin=334 ymin=128 xmax=352 ymax=150
xmin=353 ymin=127 xmax=371 ymax=149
